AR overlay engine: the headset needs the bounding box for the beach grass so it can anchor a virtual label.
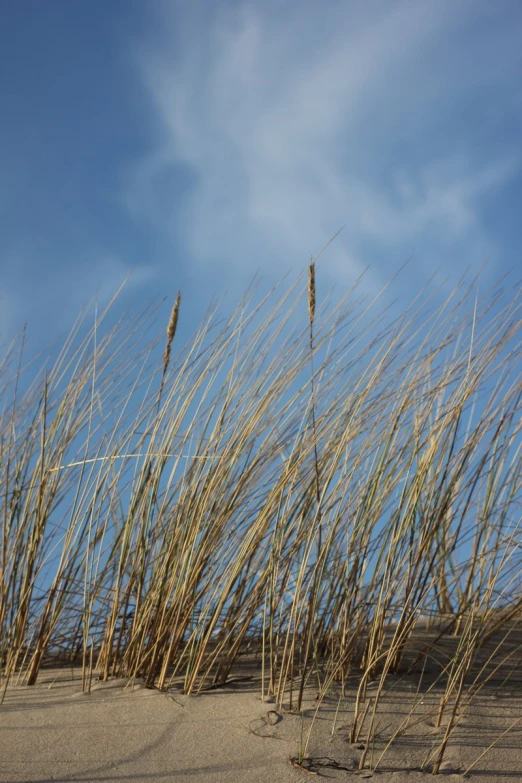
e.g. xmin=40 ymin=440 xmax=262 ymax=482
xmin=1 ymin=265 xmax=521 ymax=775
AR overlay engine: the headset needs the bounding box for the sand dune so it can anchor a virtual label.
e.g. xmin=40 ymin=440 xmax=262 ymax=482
xmin=1 ymin=661 xmax=522 ymax=783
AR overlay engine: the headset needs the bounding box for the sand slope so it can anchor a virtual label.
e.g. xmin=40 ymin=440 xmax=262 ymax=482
xmin=1 ymin=665 xmax=522 ymax=782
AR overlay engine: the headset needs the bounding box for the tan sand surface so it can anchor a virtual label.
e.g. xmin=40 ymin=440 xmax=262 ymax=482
xmin=1 ymin=664 xmax=521 ymax=782
xmin=0 ymin=667 xmax=303 ymax=783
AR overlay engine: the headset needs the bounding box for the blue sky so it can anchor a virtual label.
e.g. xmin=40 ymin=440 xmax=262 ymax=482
xmin=1 ymin=0 xmax=521 ymax=352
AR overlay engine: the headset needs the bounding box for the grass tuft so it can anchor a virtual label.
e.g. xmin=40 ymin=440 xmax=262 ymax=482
xmin=1 ymin=267 xmax=521 ymax=775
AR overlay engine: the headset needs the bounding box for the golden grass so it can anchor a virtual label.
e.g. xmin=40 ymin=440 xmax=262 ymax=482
xmin=0 ymin=266 xmax=521 ymax=774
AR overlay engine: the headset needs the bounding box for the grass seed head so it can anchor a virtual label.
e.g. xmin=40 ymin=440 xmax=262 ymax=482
xmin=163 ymin=291 xmax=181 ymax=376
xmin=308 ymin=260 xmax=316 ymax=324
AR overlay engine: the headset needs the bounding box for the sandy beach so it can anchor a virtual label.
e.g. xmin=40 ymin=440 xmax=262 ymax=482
xmin=1 ymin=665 xmax=303 ymax=783
xmin=1 ymin=654 xmax=522 ymax=783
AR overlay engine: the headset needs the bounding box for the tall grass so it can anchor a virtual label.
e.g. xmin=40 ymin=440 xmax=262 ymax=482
xmin=1 ymin=267 xmax=521 ymax=773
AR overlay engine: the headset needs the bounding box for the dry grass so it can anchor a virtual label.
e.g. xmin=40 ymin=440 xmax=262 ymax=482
xmin=0 ymin=266 xmax=521 ymax=775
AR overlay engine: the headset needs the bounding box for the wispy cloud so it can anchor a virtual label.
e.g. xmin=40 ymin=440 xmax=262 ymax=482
xmin=128 ymin=0 xmax=521 ymax=293
xmin=85 ymin=258 xmax=159 ymax=311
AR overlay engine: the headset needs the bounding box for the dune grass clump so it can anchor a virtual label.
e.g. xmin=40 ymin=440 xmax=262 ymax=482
xmin=0 ymin=265 xmax=521 ymax=774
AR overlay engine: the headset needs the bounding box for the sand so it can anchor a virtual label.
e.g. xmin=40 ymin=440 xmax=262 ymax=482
xmin=1 ymin=661 xmax=522 ymax=782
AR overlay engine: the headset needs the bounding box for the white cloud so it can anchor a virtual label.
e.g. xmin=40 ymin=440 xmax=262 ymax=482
xmin=87 ymin=258 xmax=158 ymax=310
xmin=127 ymin=0 xmax=521 ymax=294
